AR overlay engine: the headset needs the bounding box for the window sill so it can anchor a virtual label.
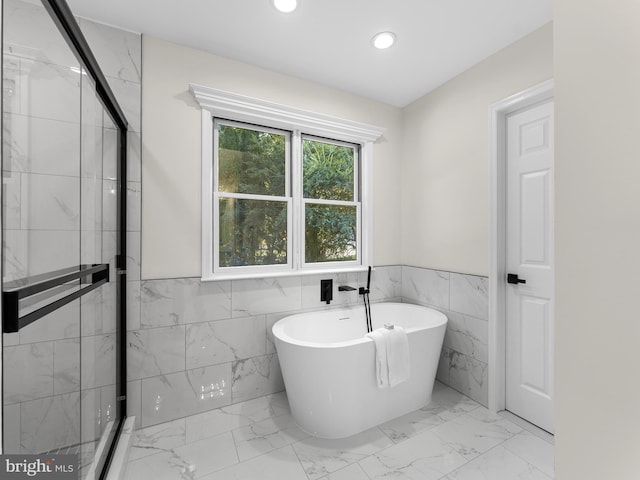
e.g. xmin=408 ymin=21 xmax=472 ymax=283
xmin=201 ymin=266 xmax=370 ymax=282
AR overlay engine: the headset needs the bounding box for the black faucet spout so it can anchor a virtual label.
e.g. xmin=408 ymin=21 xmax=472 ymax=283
xmin=338 ymin=285 xmax=356 ymax=291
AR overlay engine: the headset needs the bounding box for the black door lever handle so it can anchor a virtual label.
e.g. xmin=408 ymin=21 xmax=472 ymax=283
xmin=507 ymin=273 xmax=526 ymax=285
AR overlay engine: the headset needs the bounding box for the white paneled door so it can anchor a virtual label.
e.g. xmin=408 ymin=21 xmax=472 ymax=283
xmin=505 ymin=100 xmax=554 ymax=433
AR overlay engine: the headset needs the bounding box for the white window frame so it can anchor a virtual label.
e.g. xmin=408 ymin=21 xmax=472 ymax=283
xmin=190 ymin=84 xmax=385 ymax=281
xmin=213 ymin=119 xmax=293 ymax=276
xmin=301 ymin=134 xmax=361 ymax=269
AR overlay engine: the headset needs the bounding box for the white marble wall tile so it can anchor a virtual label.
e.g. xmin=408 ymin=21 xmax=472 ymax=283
xmin=446 ymin=350 xmax=489 ymax=407
xmin=126 ymin=231 xmax=141 ymax=281
xmin=141 ymin=278 xmax=232 ymax=327
xmin=141 ymin=364 xmax=232 ymax=428
xmin=53 ymin=338 xmax=80 ymax=395
xmin=450 ymin=273 xmax=489 ymax=320
xmin=80 ymin=229 xmax=101 ymax=265
xmin=81 ymin=177 xmax=102 ymax=235
xmin=21 ymin=173 xmax=80 ymax=230
xmin=127 ymin=281 xmax=142 ymax=331
xmin=81 ymin=334 xmax=116 ymax=390
xmin=19 ymin=299 xmax=79 ymax=343
xmin=3 ymin=332 xmax=19 ymax=347
xmin=186 ymin=316 xmax=266 ymax=369
xmin=446 ymin=445 xmax=550 ymax=480
xmin=3 ymin=113 xmax=80 ymax=176
xmin=127 ymin=380 xmax=142 ymax=430
xmin=21 ymin=392 xmax=80 ymax=454
xmin=127 ymin=131 xmax=142 ymax=182
xmin=102 ymin=230 xmax=117 ymax=281
xmin=81 ymin=387 xmax=102 ymax=446
xmin=292 ymin=427 xmax=393 ymax=480
xmin=443 ymin=310 xmax=489 ymax=364
xmin=401 ymin=266 xmax=450 ymax=309
xmin=80 ymin=74 xmax=102 ymax=181
xmin=232 ymin=277 xmax=302 ymax=318
xmin=367 ymin=265 xmax=402 ymax=301
xmin=185 ymin=392 xmax=290 ymax=443
xmin=2 ymin=229 xmax=26 ymax=281
xmin=78 ymin=18 xmax=141 ymax=83
xmin=266 ymin=313 xmax=289 ymax=354
xmin=301 ymin=273 xmax=359 ymax=309
xmin=101 ymin=126 xmax=118 ymax=181
xmin=102 ymin=179 xmax=118 ymax=231
xmin=231 ymin=354 xmax=284 ymax=403
xmin=232 ymin=413 xmax=309 ymax=461
xmin=436 ymin=347 xmax=451 ymax=386
xmin=106 ymin=77 xmax=140 ymax=132
xmin=3 ymin=403 xmax=21 ymax=454
xmin=25 ymin=230 xmax=81 ymax=277
xmin=3 ymin=172 xmax=21 ymax=229
xmin=128 ymin=326 xmax=186 ymax=381
xmin=3 ymin=0 xmax=78 ymax=68
xmin=80 ymin=282 xmax=116 ymax=336
xmin=129 ymin=418 xmax=186 ymax=461
xmin=126 ymin=181 xmax=141 ymax=231
xmin=4 ymin=342 xmax=54 ymax=403
xmin=101 ymin=383 xmax=118 ymax=430
xmin=358 ymin=430 xmax=467 ymax=480
xmin=7 ymin=59 xmax=81 ymax=123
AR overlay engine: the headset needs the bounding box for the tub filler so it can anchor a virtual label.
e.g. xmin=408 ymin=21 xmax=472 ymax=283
xmin=272 ymin=302 xmax=447 ymax=438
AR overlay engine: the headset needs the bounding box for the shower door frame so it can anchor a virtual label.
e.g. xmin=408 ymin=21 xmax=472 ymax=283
xmin=0 ymin=0 xmax=128 ymax=477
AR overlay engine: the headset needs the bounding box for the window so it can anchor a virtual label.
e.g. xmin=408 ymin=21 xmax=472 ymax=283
xmin=191 ymin=84 xmax=384 ymax=280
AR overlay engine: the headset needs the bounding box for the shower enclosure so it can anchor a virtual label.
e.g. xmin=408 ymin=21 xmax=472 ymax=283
xmin=1 ymin=0 xmax=128 ymax=478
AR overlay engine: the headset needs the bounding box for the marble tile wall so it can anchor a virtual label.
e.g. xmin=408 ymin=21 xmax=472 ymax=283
xmin=132 ymin=266 xmax=403 ymax=428
xmin=401 ymin=266 xmax=489 ymax=406
xmin=131 ymin=264 xmax=489 ymax=428
xmin=1 ymin=0 xmax=142 ymax=454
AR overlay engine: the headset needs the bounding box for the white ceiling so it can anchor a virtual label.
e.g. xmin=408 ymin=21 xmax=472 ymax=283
xmin=67 ymin=0 xmax=552 ymax=107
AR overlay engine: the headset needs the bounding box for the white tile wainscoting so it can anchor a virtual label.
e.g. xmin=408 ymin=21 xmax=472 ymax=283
xmin=127 ymin=265 xmax=489 ymax=430
xmin=124 ymin=382 xmax=554 ymax=480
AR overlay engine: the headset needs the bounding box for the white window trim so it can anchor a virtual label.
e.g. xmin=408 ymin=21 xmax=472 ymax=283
xmin=190 ymin=84 xmax=385 ymax=281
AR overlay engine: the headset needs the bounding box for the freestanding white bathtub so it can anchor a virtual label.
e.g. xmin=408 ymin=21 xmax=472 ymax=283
xmin=272 ymin=302 xmax=447 ymax=438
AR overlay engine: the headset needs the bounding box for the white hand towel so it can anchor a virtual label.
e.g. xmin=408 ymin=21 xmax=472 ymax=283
xmin=386 ymin=326 xmax=410 ymax=387
xmin=366 ymin=329 xmax=389 ymax=388
xmin=366 ymin=326 xmax=410 ymax=388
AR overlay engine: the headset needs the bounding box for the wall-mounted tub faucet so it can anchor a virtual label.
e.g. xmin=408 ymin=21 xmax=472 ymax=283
xmin=338 ymin=285 xmax=356 ymax=291
xmin=320 ymin=279 xmax=333 ymax=304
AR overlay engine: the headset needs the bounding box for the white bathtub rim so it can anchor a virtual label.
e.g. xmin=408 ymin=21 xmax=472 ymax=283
xmin=272 ymin=302 xmax=447 ymax=349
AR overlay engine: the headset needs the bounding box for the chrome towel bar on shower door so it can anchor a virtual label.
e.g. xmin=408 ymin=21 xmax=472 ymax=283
xmin=2 ymin=263 xmax=110 ymax=333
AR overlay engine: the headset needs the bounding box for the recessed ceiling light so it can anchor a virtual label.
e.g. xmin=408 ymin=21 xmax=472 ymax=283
xmin=273 ymin=0 xmax=297 ymax=13
xmin=371 ymin=31 xmax=397 ymax=50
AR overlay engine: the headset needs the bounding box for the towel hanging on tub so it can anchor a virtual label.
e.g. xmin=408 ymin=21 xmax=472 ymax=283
xmin=366 ymin=325 xmax=410 ymax=388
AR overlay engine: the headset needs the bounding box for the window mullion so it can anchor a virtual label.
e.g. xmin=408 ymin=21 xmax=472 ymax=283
xmin=291 ymin=130 xmax=302 ymax=271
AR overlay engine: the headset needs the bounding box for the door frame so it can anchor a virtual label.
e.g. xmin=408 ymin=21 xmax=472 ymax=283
xmin=488 ymin=79 xmax=553 ymax=412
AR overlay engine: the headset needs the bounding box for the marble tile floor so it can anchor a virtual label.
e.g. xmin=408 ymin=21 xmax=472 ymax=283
xmin=124 ymin=382 xmax=554 ymax=480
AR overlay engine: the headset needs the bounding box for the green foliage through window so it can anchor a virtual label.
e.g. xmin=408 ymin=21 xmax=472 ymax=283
xmin=218 ymin=124 xmax=286 ymax=196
